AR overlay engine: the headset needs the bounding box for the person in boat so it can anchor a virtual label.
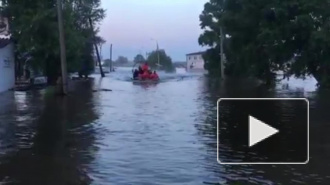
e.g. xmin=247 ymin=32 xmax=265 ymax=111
xmin=138 ymin=72 xmax=143 ymax=80
xmin=147 ymin=70 xmax=153 ymax=80
xmin=138 ymin=66 xmax=143 ymax=74
xmin=133 ymin=69 xmax=139 ymax=80
xmin=142 ymin=69 xmax=150 ymax=80
xmin=150 ymin=71 xmax=159 ymax=80
xmin=135 ymin=66 xmax=143 ymax=80
xmin=142 ymin=62 xmax=149 ymax=72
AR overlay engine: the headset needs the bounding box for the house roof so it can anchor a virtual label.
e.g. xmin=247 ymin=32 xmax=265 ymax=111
xmin=186 ymin=51 xmax=205 ymax=56
xmin=0 ymin=34 xmax=12 ymax=49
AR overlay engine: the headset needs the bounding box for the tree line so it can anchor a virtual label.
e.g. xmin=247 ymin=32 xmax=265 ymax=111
xmin=0 ymin=0 xmax=105 ymax=83
xmin=199 ymin=0 xmax=330 ymax=87
xmin=103 ymin=50 xmax=176 ymax=72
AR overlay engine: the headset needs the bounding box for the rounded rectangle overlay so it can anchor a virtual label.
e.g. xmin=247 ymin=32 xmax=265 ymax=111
xmin=217 ymin=98 xmax=309 ymax=165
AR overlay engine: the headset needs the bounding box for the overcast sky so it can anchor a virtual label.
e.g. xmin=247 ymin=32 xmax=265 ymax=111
xmin=98 ymin=0 xmax=207 ymax=62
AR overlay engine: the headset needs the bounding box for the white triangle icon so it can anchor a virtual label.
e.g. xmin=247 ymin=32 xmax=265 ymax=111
xmin=249 ymin=115 xmax=279 ymax=147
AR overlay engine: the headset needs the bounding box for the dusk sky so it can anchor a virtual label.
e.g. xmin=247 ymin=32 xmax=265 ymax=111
xmin=99 ymin=0 xmax=208 ymax=62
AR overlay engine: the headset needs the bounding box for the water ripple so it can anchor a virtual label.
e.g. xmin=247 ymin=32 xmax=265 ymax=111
xmin=0 ymin=69 xmax=327 ymax=184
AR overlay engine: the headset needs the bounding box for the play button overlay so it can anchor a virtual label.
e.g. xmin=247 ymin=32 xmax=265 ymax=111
xmin=217 ymin=98 xmax=309 ymax=165
xmin=249 ymin=116 xmax=279 ymax=147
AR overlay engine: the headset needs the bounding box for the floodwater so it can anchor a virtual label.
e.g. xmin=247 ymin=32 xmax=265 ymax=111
xmin=0 ymin=67 xmax=329 ymax=185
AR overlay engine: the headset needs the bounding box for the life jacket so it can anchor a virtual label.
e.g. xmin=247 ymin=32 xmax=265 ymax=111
xmin=142 ymin=71 xmax=149 ymax=79
xmin=142 ymin=64 xmax=149 ymax=71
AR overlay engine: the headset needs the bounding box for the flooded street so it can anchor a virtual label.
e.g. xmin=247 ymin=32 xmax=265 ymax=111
xmin=0 ymin=67 xmax=329 ymax=184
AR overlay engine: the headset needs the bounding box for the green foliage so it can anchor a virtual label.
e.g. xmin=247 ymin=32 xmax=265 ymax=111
xmin=202 ymin=46 xmax=220 ymax=76
xmin=147 ymin=49 xmax=175 ymax=72
xmin=1 ymin=0 xmax=105 ymax=83
xmin=133 ymin=54 xmax=145 ymax=63
xmin=199 ymin=0 xmax=330 ymax=87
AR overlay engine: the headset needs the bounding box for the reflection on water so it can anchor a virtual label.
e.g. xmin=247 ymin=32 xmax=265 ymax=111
xmin=0 ymin=68 xmax=329 ymax=184
xmin=197 ymin=77 xmax=330 ymax=185
xmin=0 ymin=81 xmax=100 ymax=184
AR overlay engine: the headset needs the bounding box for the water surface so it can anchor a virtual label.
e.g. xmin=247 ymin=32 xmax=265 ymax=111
xmin=0 ymin=68 xmax=328 ymax=185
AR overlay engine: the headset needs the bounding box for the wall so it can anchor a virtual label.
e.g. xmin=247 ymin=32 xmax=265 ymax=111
xmin=186 ymin=54 xmax=205 ymax=71
xmin=0 ymin=43 xmax=15 ymax=93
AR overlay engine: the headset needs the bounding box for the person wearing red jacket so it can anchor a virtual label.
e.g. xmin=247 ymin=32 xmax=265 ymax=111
xmin=150 ymin=71 xmax=159 ymax=80
xmin=142 ymin=70 xmax=150 ymax=80
xmin=142 ymin=62 xmax=149 ymax=72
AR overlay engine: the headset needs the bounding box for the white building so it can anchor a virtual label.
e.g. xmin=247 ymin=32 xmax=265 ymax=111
xmin=0 ymin=16 xmax=15 ymax=93
xmin=186 ymin=51 xmax=206 ymax=72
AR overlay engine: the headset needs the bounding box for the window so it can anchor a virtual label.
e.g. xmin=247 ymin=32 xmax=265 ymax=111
xmin=194 ymin=56 xmax=197 ymax=60
xmin=188 ymin=56 xmax=191 ymax=60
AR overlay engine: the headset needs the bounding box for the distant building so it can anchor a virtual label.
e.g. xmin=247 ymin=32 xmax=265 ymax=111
xmin=186 ymin=51 xmax=206 ymax=72
xmin=0 ymin=16 xmax=15 ymax=93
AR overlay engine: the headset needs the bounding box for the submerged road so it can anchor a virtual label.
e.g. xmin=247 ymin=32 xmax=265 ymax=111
xmin=0 ymin=67 xmax=329 ymax=184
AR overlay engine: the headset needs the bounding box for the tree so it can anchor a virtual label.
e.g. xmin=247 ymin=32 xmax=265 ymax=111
xmin=199 ymin=0 xmax=330 ymax=87
xmin=95 ymin=36 xmax=106 ymax=47
xmin=147 ymin=49 xmax=175 ymax=72
xmin=115 ymin=56 xmax=128 ymax=64
xmin=0 ymin=0 xmax=105 ymax=83
xmin=198 ymin=0 xmax=222 ymax=77
xmin=133 ymin=54 xmax=145 ymax=63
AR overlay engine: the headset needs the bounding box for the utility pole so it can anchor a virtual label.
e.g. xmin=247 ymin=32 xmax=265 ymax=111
xmin=100 ymin=44 xmax=103 ymax=61
xmin=88 ymin=18 xmax=104 ymax=77
xmin=156 ymin=41 xmax=160 ymax=66
xmin=110 ymin=44 xmax=113 ymax=72
xmin=89 ymin=18 xmax=104 ymax=77
xmin=151 ymin=38 xmax=160 ymax=67
xmin=78 ymin=0 xmax=104 ymax=77
xmin=220 ymin=27 xmax=225 ymax=80
xmin=56 ymin=0 xmax=68 ymax=95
